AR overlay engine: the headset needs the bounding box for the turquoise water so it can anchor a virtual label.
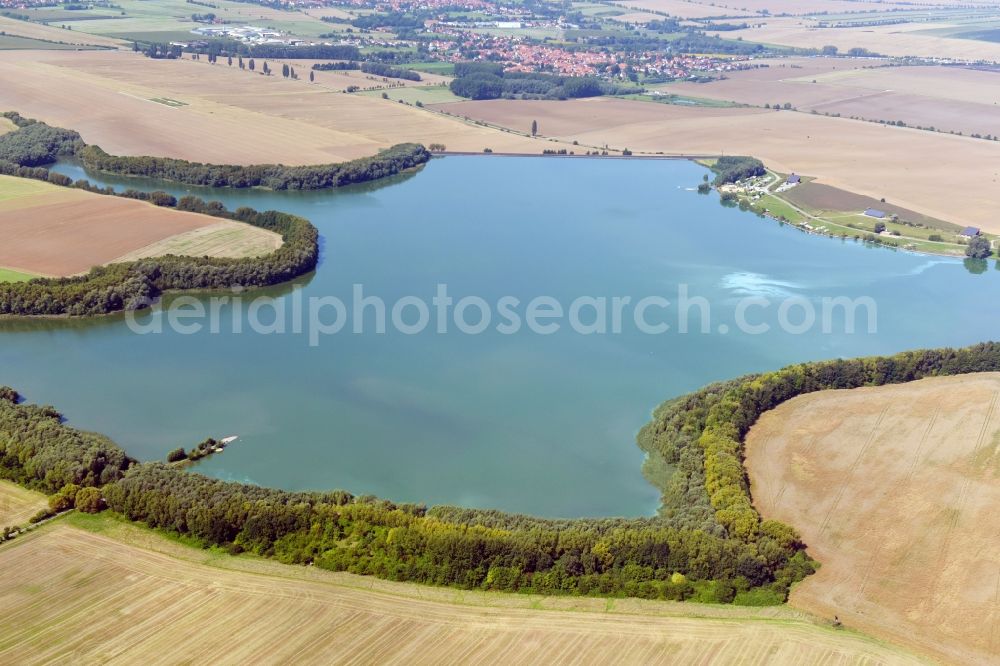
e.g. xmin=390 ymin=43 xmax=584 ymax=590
xmin=2 ymin=156 xmax=999 ymax=518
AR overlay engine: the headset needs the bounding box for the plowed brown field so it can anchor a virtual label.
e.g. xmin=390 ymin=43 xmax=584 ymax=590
xmin=0 ymin=176 xmax=280 ymax=276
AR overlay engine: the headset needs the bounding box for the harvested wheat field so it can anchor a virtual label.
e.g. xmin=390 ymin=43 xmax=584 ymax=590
xmin=614 ymin=0 xmax=933 ymax=17
xmin=0 ymin=517 xmax=926 ymax=665
xmin=0 ymin=50 xmax=538 ymax=165
xmin=746 ymin=373 xmax=1000 ymax=666
xmin=433 ymin=97 xmax=1000 ymax=232
xmin=0 ymin=16 xmax=124 ymax=49
xmin=0 ymin=176 xmax=281 ymax=276
xmin=666 ymin=61 xmax=1000 ymax=138
xmin=717 ymin=17 xmax=1000 ymax=61
xmin=109 ymin=222 xmax=282 ymax=264
xmin=0 ymin=481 xmax=45 ymax=528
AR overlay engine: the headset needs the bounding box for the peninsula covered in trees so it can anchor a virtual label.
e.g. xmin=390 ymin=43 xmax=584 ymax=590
xmin=0 ymin=112 xmax=431 ymax=191
xmin=76 ymin=142 xmax=430 ymax=190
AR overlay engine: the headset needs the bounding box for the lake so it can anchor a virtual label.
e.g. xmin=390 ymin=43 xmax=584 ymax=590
xmin=2 ymin=156 xmax=998 ymax=518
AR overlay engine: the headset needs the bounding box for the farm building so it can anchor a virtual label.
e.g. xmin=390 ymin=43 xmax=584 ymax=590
xmin=863 ymin=208 xmax=886 ymax=219
xmin=786 ymin=174 xmax=800 ymax=185
xmin=960 ymin=226 xmax=981 ymax=238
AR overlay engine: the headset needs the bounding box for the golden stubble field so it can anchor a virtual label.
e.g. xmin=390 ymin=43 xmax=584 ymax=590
xmin=716 ymin=16 xmax=1000 ymax=61
xmin=0 ymin=50 xmax=538 ymax=164
xmin=0 ymin=176 xmax=280 ymax=276
xmin=610 ymin=0 xmax=925 ymax=18
xmin=665 ymin=59 xmax=1000 ymax=138
xmin=0 ymin=519 xmax=928 ymax=664
xmin=746 ymin=373 xmax=1000 ymax=666
xmin=0 ymin=481 xmax=45 ymax=528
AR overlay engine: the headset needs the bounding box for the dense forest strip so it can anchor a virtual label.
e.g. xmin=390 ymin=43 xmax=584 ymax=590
xmin=5 ymin=343 xmax=1000 ymax=602
xmin=75 ymin=143 xmax=430 ymax=191
xmin=0 ymin=111 xmax=431 ymax=190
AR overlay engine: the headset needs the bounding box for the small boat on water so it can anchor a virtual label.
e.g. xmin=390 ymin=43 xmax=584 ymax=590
xmin=220 ymin=436 xmax=239 ymax=445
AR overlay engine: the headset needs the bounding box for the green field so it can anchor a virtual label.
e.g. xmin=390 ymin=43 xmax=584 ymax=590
xmin=26 ymin=0 xmax=335 ymax=43
xmin=0 ymin=175 xmax=54 ymax=201
xmin=19 ymin=9 xmax=126 ymax=22
xmin=0 ymin=268 xmax=38 ymax=283
xmin=106 ymin=30 xmax=200 ymax=43
xmin=359 ymin=85 xmax=463 ymax=105
xmin=407 ymin=61 xmax=455 ymax=75
xmin=757 ymin=194 xmax=808 ymax=225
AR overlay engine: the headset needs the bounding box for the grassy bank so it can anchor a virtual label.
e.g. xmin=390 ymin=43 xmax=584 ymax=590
xmin=0 ymin=268 xmax=37 ymax=283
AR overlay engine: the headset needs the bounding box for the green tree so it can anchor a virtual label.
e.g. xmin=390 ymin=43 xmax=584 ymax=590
xmin=282 ymin=63 xmax=289 ymax=78
xmin=49 ymin=483 xmax=81 ymax=512
xmin=874 ymin=221 xmax=886 ymax=234
xmin=966 ymin=234 xmax=992 ymax=259
xmin=309 ymin=70 xmax=314 ymax=82
xmin=75 ymin=487 xmax=103 ymax=513
xmin=531 ymin=119 xmax=538 ymax=136
xmin=167 ymin=447 xmax=187 ymax=463
xmin=248 ymin=58 xmax=255 ymax=71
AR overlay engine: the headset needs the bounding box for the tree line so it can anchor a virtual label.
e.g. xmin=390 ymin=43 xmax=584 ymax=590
xmin=360 ymin=62 xmax=421 ymax=82
xmin=0 ymin=388 xmax=802 ymax=604
xmin=312 ymin=61 xmax=361 ymax=71
xmin=2 ymin=111 xmax=431 ymax=191
xmin=6 ymin=343 xmax=1000 ymax=601
xmin=449 ymin=63 xmax=636 ymax=101
xmin=76 ymin=143 xmax=430 ymax=190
